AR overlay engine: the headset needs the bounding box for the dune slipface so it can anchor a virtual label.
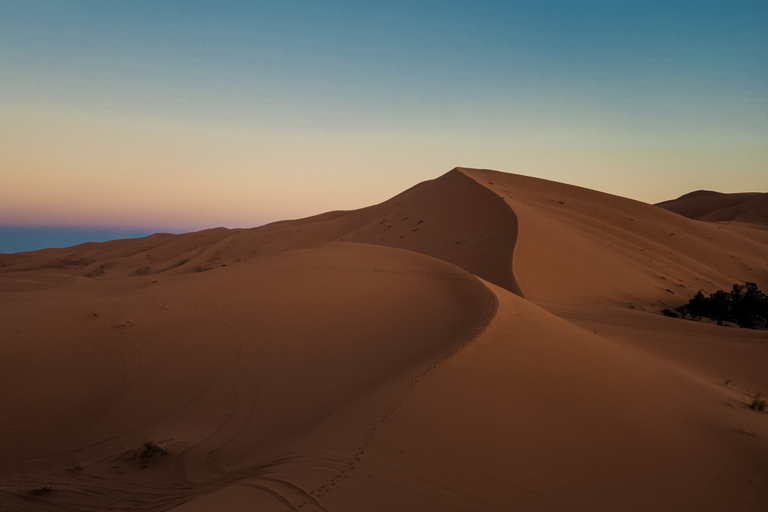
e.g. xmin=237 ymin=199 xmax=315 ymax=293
xmin=0 ymin=170 xmax=523 ymax=296
xmin=0 ymin=168 xmax=767 ymax=511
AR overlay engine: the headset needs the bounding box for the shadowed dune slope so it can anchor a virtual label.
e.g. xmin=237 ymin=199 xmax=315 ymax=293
xmin=657 ymin=190 xmax=768 ymax=226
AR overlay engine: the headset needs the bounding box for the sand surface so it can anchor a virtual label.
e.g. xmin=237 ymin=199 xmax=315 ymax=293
xmin=657 ymin=190 xmax=768 ymax=227
xmin=1 ymin=168 xmax=767 ymax=511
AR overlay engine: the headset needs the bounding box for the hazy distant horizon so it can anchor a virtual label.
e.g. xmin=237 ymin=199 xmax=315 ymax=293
xmin=2 ymin=173 xmax=766 ymax=254
xmin=0 ymin=224 xmax=181 ymax=254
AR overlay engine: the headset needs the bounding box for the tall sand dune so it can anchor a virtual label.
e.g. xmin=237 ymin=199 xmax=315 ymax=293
xmin=0 ymin=168 xmax=766 ymax=511
xmin=458 ymin=168 xmax=768 ymax=305
xmin=0 ymin=170 xmax=522 ymax=295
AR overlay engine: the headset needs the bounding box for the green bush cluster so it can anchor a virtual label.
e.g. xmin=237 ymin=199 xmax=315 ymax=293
xmin=663 ymin=282 xmax=768 ymax=328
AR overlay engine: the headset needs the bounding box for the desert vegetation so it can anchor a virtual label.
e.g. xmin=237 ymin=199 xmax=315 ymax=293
xmin=663 ymin=282 xmax=768 ymax=328
xmin=29 ymin=484 xmax=53 ymax=496
xmin=749 ymin=395 xmax=767 ymax=412
xmin=137 ymin=441 xmax=168 ymax=467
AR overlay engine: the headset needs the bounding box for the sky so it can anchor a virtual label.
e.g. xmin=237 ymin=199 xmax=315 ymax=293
xmin=1 ymin=0 xmax=766 ymax=234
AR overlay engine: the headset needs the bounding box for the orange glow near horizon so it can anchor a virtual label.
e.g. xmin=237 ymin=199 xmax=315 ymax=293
xmin=2 ymin=3 xmax=766 ymax=231
xmin=3 ymin=102 xmax=766 ymax=231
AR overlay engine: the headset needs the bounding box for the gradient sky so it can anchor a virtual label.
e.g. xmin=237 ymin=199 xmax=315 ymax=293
xmin=2 ymin=1 xmax=766 ymax=231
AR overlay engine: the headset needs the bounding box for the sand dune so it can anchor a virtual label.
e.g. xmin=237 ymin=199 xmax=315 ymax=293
xmin=657 ymin=190 xmax=768 ymax=227
xmin=458 ymin=168 xmax=768 ymax=305
xmin=0 ymin=170 xmax=522 ymax=295
xmin=1 ymin=168 xmax=766 ymax=511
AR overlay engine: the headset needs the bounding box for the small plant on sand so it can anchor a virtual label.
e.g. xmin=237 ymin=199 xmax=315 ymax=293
xmin=66 ymin=460 xmax=83 ymax=472
xmin=749 ymin=395 xmax=766 ymax=412
xmin=138 ymin=441 xmax=167 ymax=465
xmin=29 ymin=484 xmax=53 ymax=496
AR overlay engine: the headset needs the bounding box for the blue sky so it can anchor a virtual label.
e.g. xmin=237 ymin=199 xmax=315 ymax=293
xmin=1 ymin=1 xmax=766 ymax=232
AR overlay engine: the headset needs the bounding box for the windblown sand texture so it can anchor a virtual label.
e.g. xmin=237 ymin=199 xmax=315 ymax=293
xmin=1 ymin=168 xmax=767 ymax=511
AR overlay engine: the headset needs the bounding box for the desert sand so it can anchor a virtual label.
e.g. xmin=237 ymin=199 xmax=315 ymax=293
xmin=1 ymin=167 xmax=766 ymax=511
xmin=657 ymin=190 xmax=768 ymax=227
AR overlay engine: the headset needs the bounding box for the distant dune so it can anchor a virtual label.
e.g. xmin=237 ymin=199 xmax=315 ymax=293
xmin=1 ymin=168 xmax=767 ymax=511
xmin=656 ymin=190 xmax=768 ymax=227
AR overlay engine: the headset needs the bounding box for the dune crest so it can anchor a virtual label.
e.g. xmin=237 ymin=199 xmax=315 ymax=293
xmin=0 ymin=169 xmax=524 ymax=296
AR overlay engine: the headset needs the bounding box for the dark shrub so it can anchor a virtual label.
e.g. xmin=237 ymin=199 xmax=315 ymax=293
xmin=749 ymin=395 xmax=766 ymax=412
xmin=669 ymin=282 xmax=767 ymax=328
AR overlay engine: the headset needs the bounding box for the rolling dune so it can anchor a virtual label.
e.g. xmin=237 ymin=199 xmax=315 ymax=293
xmin=657 ymin=190 xmax=768 ymax=226
xmin=1 ymin=168 xmax=766 ymax=511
